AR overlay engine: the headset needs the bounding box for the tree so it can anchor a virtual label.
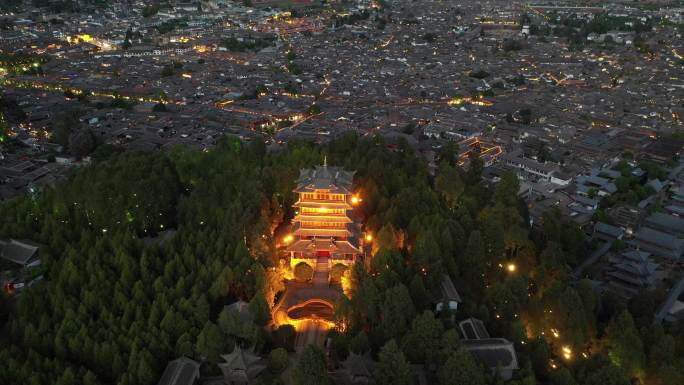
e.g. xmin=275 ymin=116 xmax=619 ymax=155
xmin=196 ymin=321 xmax=224 ymax=363
xmin=493 ymin=172 xmax=520 ymax=207
xmin=307 ymin=104 xmax=321 ymax=115
xmin=269 ymin=347 xmax=289 ymax=373
xmin=329 ymin=263 xmax=347 ymax=283
xmin=503 ymin=38 xmax=524 ymax=51
xmin=161 ymin=65 xmax=174 ymax=77
xmin=436 ymin=141 xmax=458 ymax=164
xmin=550 ymin=368 xmax=578 ymax=385
xmin=69 ymin=128 xmax=96 ymax=158
xmin=466 ymin=155 xmax=484 ymax=185
xmin=218 ymin=307 xmax=254 ymax=345
xmin=402 ymin=310 xmax=444 ymax=364
xmin=293 ymin=345 xmax=329 ymax=385
xmin=286 ymin=50 xmax=297 ymax=61
xmin=142 ymin=5 xmax=159 ymax=17
xmin=435 ymin=162 xmax=464 ymax=209
xmin=423 ymin=32 xmax=437 ymax=43
xmin=349 ymin=331 xmax=370 ymax=354
xmin=375 ymin=340 xmax=413 ymax=385
xmin=52 ymin=110 xmax=80 ymax=148
xmin=408 ymin=275 xmax=430 ymax=311
xmin=412 ymin=231 xmax=443 ymax=289
xmin=462 ymin=231 xmax=486 ymax=290
xmin=469 ymin=69 xmax=490 ymax=79
xmin=603 ymin=310 xmax=644 ymax=376
xmin=122 ymin=29 xmax=132 ymax=50
xmin=438 ymin=347 xmax=486 ymax=385
xmin=274 ymin=324 xmax=296 ymax=351
xmin=293 ymin=262 xmax=314 ymax=282
xmin=582 ymin=362 xmax=630 ymax=385
xmin=380 ymin=284 xmax=415 ymax=340
xmin=153 ymin=103 xmax=167 ymax=112
xmin=249 ymin=293 xmax=271 ymax=327
xmin=545 ymin=285 xmax=591 ymax=349
xmin=0 ymin=112 xmax=8 ymax=143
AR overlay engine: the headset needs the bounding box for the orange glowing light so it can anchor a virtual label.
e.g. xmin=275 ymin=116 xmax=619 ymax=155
xmin=351 ymin=195 xmax=360 ymax=205
xmin=562 ymin=346 xmax=573 ymax=360
xmin=365 ymin=234 xmax=373 ymax=242
xmin=507 ymin=263 xmax=517 ymax=272
xmin=283 ymin=235 xmax=293 ymax=243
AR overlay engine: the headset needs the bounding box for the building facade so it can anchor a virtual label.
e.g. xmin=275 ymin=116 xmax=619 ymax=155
xmin=285 ymin=163 xmax=362 ymax=269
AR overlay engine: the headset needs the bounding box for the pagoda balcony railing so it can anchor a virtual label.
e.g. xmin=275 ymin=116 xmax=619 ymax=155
xmin=296 ymin=211 xmax=348 ymax=217
xmin=299 ymin=224 xmax=348 ymax=230
xmin=296 ymin=198 xmax=350 ymax=204
xmin=294 ymin=252 xmax=355 ymax=260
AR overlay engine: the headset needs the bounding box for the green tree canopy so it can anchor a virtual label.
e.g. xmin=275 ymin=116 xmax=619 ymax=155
xmin=293 ymin=345 xmax=329 ymax=385
xmin=375 ymin=340 xmax=413 ymax=385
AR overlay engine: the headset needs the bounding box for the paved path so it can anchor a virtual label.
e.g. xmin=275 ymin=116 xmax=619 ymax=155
xmin=655 ymin=274 xmax=684 ymax=323
xmin=312 ymin=258 xmax=329 ymax=285
xmin=294 ymin=319 xmax=329 ymax=351
xmin=571 ymin=241 xmax=611 ymax=280
xmin=272 ymin=258 xmax=336 ymax=353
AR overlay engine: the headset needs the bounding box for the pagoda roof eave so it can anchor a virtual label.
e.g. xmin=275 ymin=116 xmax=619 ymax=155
xmin=293 ymin=229 xmax=353 ymax=237
xmin=286 ymin=238 xmax=361 ymax=254
xmin=294 ymin=185 xmax=353 ymax=194
xmin=293 ymin=215 xmax=353 ymax=223
xmin=293 ymin=201 xmax=353 ymax=209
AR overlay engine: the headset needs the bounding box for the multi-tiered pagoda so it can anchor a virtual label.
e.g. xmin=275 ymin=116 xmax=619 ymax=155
xmin=285 ymin=163 xmax=362 ymax=268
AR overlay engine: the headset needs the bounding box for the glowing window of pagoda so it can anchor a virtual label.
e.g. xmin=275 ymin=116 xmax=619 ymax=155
xmin=302 ymin=207 xmax=345 ymax=215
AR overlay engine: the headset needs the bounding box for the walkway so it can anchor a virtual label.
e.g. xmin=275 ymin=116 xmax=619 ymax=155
xmin=272 ymin=257 xmax=340 ymax=352
xmin=294 ymin=319 xmax=330 ymax=351
xmin=312 ymin=257 xmax=329 ymax=285
xmin=655 ymin=274 xmax=684 ymax=323
xmin=571 ymin=241 xmax=611 ymax=280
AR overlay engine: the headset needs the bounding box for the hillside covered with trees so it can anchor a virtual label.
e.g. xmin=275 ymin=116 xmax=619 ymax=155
xmin=0 ymin=134 xmax=682 ymax=385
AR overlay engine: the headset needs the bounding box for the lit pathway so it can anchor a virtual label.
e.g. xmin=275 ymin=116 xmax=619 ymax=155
xmin=294 ymin=319 xmax=329 ymax=351
xmin=312 ymin=258 xmax=329 ymax=285
xmin=292 ymin=259 xmax=331 ymax=351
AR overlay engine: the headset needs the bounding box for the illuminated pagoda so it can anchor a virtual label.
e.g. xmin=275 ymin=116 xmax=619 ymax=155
xmin=285 ymin=160 xmax=362 ymax=268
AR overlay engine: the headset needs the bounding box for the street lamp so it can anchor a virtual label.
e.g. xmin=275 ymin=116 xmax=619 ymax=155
xmin=507 ymin=263 xmax=517 ymax=273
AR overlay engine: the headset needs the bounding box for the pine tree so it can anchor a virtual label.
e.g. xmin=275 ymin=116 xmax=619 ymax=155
xmin=380 ymin=284 xmax=415 ymax=341
xmin=438 ymin=347 xmax=485 ymax=385
xmin=375 ymin=340 xmax=412 ymax=385
xmin=293 ymin=345 xmax=329 ymax=385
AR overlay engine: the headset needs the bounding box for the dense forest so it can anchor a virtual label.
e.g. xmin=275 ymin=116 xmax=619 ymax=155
xmin=0 ymin=134 xmax=683 ymax=385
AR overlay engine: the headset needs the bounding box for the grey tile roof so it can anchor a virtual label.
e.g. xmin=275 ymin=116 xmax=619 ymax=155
xmin=459 ymin=317 xmax=491 ymax=340
xmin=594 ymin=222 xmax=624 ymax=238
xmin=0 ymin=239 xmax=39 ymax=266
xmin=439 ymin=274 xmax=462 ymax=303
xmin=157 ymin=357 xmax=200 ymax=385
xmin=294 ymin=165 xmax=355 ymax=194
xmin=463 ymin=338 xmax=519 ymax=371
xmin=633 ymin=227 xmax=684 ymax=258
xmin=644 ymin=213 xmax=684 ymax=235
